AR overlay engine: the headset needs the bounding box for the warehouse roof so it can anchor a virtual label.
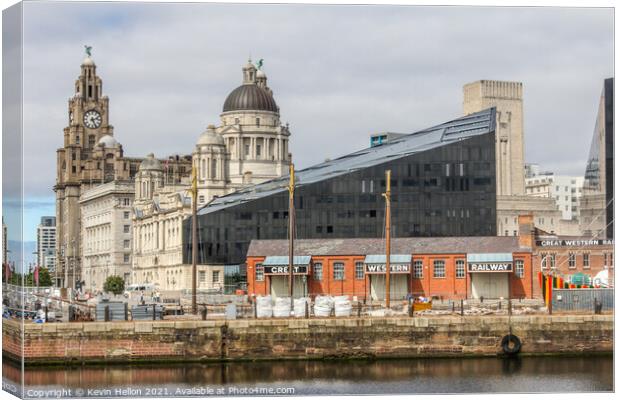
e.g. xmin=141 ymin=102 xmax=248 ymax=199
xmin=247 ymin=236 xmax=527 ymax=258
xmin=199 ymin=107 xmax=496 ymax=215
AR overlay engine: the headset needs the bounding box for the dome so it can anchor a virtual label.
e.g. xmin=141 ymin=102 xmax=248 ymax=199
xmin=82 ymin=56 xmax=95 ymax=66
xmin=97 ymin=135 xmax=118 ymax=148
xmin=256 ymin=69 xmax=266 ymax=78
xmin=197 ymin=125 xmax=225 ymax=146
xmin=223 ymin=84 xmax=278 ymax=113
xmin=139 ymin=153 xmax=162 ymax=171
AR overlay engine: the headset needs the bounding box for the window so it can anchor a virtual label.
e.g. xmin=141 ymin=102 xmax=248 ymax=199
xmin=256 ymin=117 xmax=260 ymax=126
xmin=212 ymin=270 xmax=220 ymax=283
xmin=549 ymin=253 xmax=556 ymax=269
xmin=456 ymin=260 xmax=465 ymax=278
xmin=413 ymin=260 xmax=423 ymax=278
xmin=244 ymin=144 xmax=250 ymax=156
xmin=583 ymin=253 xmax=590 ymax=269
xmin=123 ymin=240 xmax=130 ymax=249
xmin=313 ymin=263 xmax=323 ymax=281
xmin=355 ymin=262 xmax=364 ymax=280
xmin=123 ymin=211 xmax=130 ymax=219
xmin=255 ymin=264 xmax=264 ymax=281
xmin=541 ymin=253 xmax=547 ymax=269
xmin=333 ymin=262 xmax=345 ymax=280
xmin=123 ymin=225 xmax=130 ymax=233
xmin=569 ymin=253 xmax=576 ymax=269
xmin=123 ymin=198 xmax=131 ymax=206
xmin=88 ymin=135 xmax=95 ymax=148
xmin=256 ymin=144 xmax=261 ymax=157
xmin=433 ymin=260 xmax=445 ymax=278
xmin=199 ymin=271 xmax=206 ymax=283
xmin=123 ymin=254 xmax=130 ymax=263
xmin=199 ymin=195 xmax=205 ymax=203
xmin=515 ymin=260 xmax=524 ymax=278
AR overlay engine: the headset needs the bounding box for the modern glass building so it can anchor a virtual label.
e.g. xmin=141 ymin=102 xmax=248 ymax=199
xmin=580 ymin=78 xmax=614 ymax=239
xmin=184 ymin=108 xmax=498 ymax=265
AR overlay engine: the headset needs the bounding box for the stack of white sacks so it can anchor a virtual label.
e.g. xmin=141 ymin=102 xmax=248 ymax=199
xmin=313 ymin=295 xmax=334 ymax=317
xmin=293 ymin=297 xmax=310 ymax=318
xmin=256 ymin=296 xmax=273 ymax=318
xmin=273 ymin=297 xmax=292 ymax=318
xmin=334 ymin=295 xmax=352 ymax=317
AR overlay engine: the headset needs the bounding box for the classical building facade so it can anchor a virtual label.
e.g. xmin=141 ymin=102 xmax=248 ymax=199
xmin=54 ymin=53 xmax=192 ymax=288
xmin=80 ymin=181 xmax=134 ymax=292
xmin=462 ymin=80 xmax=568 ymax=236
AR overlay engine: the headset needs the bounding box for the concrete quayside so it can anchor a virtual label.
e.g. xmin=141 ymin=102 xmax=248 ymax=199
xmin=2 ymin=314 xmax=612 ymax=365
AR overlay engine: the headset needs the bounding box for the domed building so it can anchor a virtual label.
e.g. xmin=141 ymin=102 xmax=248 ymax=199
xmin=216 ymin=60 xmax=291 ymax=188
xmin=191 ymin=59 xmax=292 ymax=206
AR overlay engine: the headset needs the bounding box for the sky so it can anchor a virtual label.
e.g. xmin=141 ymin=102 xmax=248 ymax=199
xmin=1 ymin=2 xmax=615 ymax=248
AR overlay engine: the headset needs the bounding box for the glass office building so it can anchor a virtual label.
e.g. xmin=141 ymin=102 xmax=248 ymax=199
xmin=184 ymin=108 xmax=498 ymax=265
xmin=580 ymin=78 xmax=614 ymax=239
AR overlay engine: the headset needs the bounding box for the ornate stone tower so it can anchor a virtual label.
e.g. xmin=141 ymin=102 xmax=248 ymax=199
xmin=217 ymin=60 xmax=291 ymax=188
xmin=54 ymin=50 xmax=126 ymax=288
xmin=134 ymin=154 xmax=164 ymax=201
xmin=193 ymin=125 xmax=229 ymax=206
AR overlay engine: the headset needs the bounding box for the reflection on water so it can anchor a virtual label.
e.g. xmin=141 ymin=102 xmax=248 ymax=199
xmin=3 ymin=356 xmax=613 ymax=396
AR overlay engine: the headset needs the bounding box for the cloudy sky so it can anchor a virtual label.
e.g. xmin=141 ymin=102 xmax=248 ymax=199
xmin=2 ymin=2 xmax=614 ymax=244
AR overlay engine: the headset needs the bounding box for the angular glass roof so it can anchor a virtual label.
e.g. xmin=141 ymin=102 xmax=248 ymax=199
xmin=199 ymin=107 xmax=496 ymax=215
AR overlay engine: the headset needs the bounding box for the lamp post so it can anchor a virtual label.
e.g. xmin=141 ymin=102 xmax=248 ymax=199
xmin=382 ymin=170 xmax=392 ymax=309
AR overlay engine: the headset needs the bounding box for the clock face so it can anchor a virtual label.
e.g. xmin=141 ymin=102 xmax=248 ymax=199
xmin=83 ymin=110 xmax=102 ymax=129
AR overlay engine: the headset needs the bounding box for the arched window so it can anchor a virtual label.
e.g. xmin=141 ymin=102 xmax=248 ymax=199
xmin=211 ymin=158 xmax=217 ymax=180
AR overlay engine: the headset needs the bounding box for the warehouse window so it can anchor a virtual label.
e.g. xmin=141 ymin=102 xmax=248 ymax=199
xmin=583 ymin=253 xmax=590 ymax=269
xmin=255 ymin=264 xmax=264 ymax=281
xmin=549 ymin=253 xmax=556 ymax=269
xmin=199 ymin=271 xmax=206 ymax=284
xmin=541 ymin=253 xmax=548 ymax=269
xmin=355 ymin=262 xmax=364 ymax=280
xmin=569 ymin=253 xmax=576 ymax=269
xmin=212 ymin=270 xmax=220 ymax=284
xmin=333 ymin=262 xmax=345 ymax=281
xmin=456 ymin=260 xmax=465 ymax=278
xmin=515 ymin=260 xmax=524 ymax=278
xmin=313 ymin=263 xmax=323 ymax=281
xmin=433 ymin=260 xmax=445 ymax=278
xmin=413 ymin=260 xmax=423 ymax=278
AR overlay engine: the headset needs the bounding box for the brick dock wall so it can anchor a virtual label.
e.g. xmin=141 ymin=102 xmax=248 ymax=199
xmin=2 ymin=315 xmax=613 ymax=365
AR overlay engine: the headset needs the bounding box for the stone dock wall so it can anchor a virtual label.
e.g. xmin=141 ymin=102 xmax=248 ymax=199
xmin=2 ymin=315 xmax=613 ymax=365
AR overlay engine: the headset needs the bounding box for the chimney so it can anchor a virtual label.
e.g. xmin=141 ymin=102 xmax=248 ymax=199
xmin=518 ymin=214 xmax=534 ymax=248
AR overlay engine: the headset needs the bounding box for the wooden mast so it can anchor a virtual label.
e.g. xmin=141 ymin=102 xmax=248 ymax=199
xmin=191 ymin=164 xmax=198 ymax=315
xmin=384 ymin=170 xmax=392 ymax=309
xmin=288 ymin=162 xmax=295 ymax=309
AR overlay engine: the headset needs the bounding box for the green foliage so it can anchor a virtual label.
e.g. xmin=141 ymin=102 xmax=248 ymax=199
xmin=103 ymin=275 xmax=125 ymax=295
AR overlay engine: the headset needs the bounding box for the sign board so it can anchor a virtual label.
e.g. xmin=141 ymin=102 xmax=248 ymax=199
xmin=467 ymin=263 xmax=513 ymax=273
xmin=365 ymin=264 xmax=411 ymax=274
xmin=536 ymin=239 xmax=614 ymax=247
xmin=264 ymin=265 xmax=308 ymax=275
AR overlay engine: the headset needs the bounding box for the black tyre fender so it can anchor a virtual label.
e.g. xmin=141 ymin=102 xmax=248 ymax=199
xmin=501 ymin=334 xmax=521 ymax=355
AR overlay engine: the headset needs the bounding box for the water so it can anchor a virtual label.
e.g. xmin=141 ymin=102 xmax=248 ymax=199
xmin=3 ymin=356 xmax=613 ymax=397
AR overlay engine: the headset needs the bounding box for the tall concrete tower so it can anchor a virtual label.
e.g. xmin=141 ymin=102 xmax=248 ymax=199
xmin=463 ymin=80 xmax=525 ymax=196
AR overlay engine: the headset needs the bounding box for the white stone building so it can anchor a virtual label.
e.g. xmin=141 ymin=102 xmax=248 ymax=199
xmin=80 ymin=181 xmax=134 ymax=292
xmin=130 ymin=61 xmax=291 ymax=292
xmin=525 ymin=172 xmax=584 ymax=220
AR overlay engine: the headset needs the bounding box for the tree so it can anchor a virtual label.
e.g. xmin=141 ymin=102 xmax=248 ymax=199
xmin=103 ymin=275 xmax=125 ymax=295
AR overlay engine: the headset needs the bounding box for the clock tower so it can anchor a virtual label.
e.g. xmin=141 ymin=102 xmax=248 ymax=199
xmin=54 ymin=50 xmax=120 ymax=288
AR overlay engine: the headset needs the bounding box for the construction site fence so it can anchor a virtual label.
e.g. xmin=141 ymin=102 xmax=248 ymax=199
xmin=551 ymin=288 xmax=614 ymax=312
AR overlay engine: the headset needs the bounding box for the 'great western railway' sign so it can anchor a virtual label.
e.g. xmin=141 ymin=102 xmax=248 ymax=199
xmin=536 ymin=239 xmax=614 ymax=247
xmin=365 ymin=264 xmax=411 ymax=274
xmin=467 ymin=263 xmax=513 ymax=272
xmin=264 ymin=265 xmax=308 ymax=275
